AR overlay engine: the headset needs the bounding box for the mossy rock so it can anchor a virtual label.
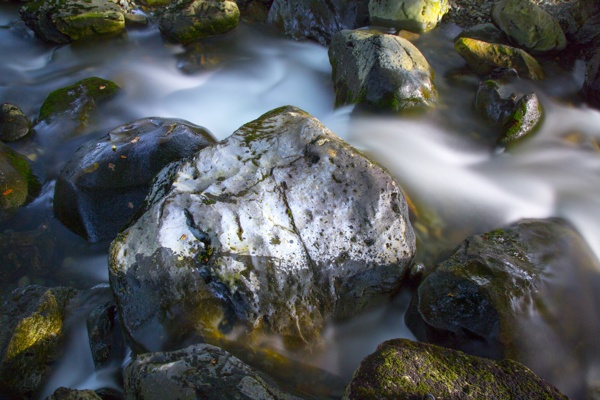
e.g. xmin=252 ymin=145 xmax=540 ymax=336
xmin=369 ymin=0 xmax=450 ymax=33
xmin=0 ymin=286 xmax=79 ymax=398
xmin=500 ymin=92 xmax=542 ymax=146
xmin=454 ymin=37 xmax=544 ymax=80
xmin=19 ymin=0 xmax=125 ymax=44
xmin=344 ymin=338 xmax=568 ymax=399
xmin=38 ymin=77 xmax=120 ymax=132
xmin=0 ymin=103 xmax=31 ymax=142
xmin=0 ymin=142 xmax=40 ymax=222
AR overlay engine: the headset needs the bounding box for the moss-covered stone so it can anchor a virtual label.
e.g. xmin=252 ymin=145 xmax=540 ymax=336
xmin=369 ymin=0 xmax=450 ymax=33
xmin=500 ymin=92 xmax=542 ymax=145
xmin=344 ymin=338 xmax=568 ymax=399
xmin=0 ymin=142 xmax=40 ymax=222
xmin=0 ymin=286 xmax=79 ymax=398
xmin=38 ymin=77 xmax=120 ymax=131
xmin=0 ymin=103 xmax=31 ymax=142
xmin=454 ymin=37 xmax=544 ymax=80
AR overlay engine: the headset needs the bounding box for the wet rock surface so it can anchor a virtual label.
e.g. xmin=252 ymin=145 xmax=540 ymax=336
xmin=87 ymin=300 xmax=126 ymax=368
xmin=582 ymin=50 xmax=600 ymax=110
xmin=46 ymin=387 xmax=104 ymax=400
xmin=369 ymin=0 xmax=449 ymax=33
xmin=0 ymin=103 xmax=31 ymax=142
xmin=54 ymin=116 xmax=216 ymax=242
xmin=0 ymin=142 xmax=40 ymax=222
xmin=124 ymin=343 xmax=303 ymax=400
xmin=0 ymin=285 xmax=79 ymax=398
xmin=343 ymin=338 xmax=568 ymax=399
xmin=328 ymin=29 xmax=437 ymax=112
xmin=109 ymin=106 xmax=415 ymax=352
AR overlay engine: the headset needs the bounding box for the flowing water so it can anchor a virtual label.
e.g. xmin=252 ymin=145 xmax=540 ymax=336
xmin=1 ymin=4 xmax=600 ymax=398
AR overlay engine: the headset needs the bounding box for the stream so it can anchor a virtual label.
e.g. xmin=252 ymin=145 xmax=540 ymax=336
xmin=1 ymin=3 xmax=600 ymax=398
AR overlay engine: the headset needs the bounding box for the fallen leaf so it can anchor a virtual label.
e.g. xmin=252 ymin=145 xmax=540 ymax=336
xmin=130 ymin=136 xmax=140 ymax=144
xmin=99 ymin=85 xmax=106 ymax=90
xmin=111 ymin=145 xmax=117 ymax=152
xmin=127 ymin=202 xmax=134 ymax=209
xmin=120 ymin=155 xmax=127 ymax=159
xmin=108 ymin=163 xmax=115 ymax=171
xmin=179 ymin=234 xmax=187 ymax=241
xmin=3 ymin=189 xmax=13 ymax=196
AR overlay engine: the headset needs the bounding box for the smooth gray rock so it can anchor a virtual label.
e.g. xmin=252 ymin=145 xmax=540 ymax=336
xmin=328 ymin=29 xmax=436 ymax=111
xmin=124 ymin=343 xmax=302 ymax=400
xmin=491 ymin=0 xmax=566 ymax=54
xmin=109 ymin=106 xmax=415 ymax=352
xmin=54 ymin=117 xmax=216 ymax=242
xmin=368 ymin=0 xmax=449 ymax=33
xmin=267 ymin=0 xmax=369 ymax=45
xmin=0 ymin=103 xmax=31 ymax=142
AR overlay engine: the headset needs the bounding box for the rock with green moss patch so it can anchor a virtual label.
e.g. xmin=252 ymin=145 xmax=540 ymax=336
xmin=491 ymin=0 xmax=566 ymax=54
xmin=124 ymin=343 xmax=303 ymax=399
xmin=0 ymin=103 xmax=31 ymax=142
xmin=267 ymin=0 xmax=369 ymax=46
xmin=368 ymin=0 xmax=449 ymax=33
xmin=454 ymin=37 xmax=544 ymax=80
xmin=0 ymin=142 xmax=40 ymax=222
xmin=344 ymin=338 xmax=568 ymax=399
xmin=328 ymin=29 xmax=437 ymax=112
xmin=456 ymin=23 xmax=508 ymax=45
xmin=109 ymin=106 xmax=415 ymax=353
xmin=54 ymin=116 xmax=216 ymax=242
xmin=19 ymin=0 xmax=125 ymax=44
xmin=38 ymin=77 xmax=121 ymax=134
xmin=0 ymin=285 xmax=79 ymax=398
xmin=500 ymin=92 xmax=541 ymax=145
xmin=158 ymin=0 xmax=240 ymax=44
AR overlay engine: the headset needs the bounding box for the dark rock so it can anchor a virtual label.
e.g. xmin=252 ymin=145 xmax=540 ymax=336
xmin=328 ymin=29 xmax=436 ymax=112
xmin=0 ymin=103 xmax=31 ymax=142
xmin=54 ymin=116 xmax=216 ymax=242
xmin=343 ymin=338 xmax=568 ymax=399
xmin=582 ymin=50 xmax=600 ymax=109
xmin=158 ymin=0 xmax=240 ymax=45
xmin=124 ymin=343 xmax=303 ymax=399
xmin=87 ymin=301 xmax=126 ymax=368
xmin=0 ymin=142 xmax=40 ymax=222
xmin=0 ymin=286 xmax=79 ymax=398
xmin=37 ymin=77 xmax=121 ymax=134
xmin=368 ymin=0 xmax=449 ymax=33
xmin=456 ymin=23 xmax=508 ymax=45
xmin=46 ymin=387 xmax=103 ymax=400
xmin=109 ymin=106 xmax=415 ymax=353
xmin=267 ymin=0 xmax=369 ymax=45
xmin=19 ymin=0 xmax=125 ymax=44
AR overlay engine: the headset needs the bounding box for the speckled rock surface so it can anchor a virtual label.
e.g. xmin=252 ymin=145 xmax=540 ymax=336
xmin=369 ymin=0 xmax=449 ymax=33
xmin=0 ymin=103 xmax=31 ymax=142
xmin=109 ymin=106 xmax=415 ymax=352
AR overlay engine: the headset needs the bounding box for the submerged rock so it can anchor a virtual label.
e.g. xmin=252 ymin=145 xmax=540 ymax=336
xmin=38 ymin=77 xmax=121 ymax=133
xmin=368 ymin=0 xmax=449 ymax=33
xmin=267 ymin=0 xmax=369 ymax=45
xmin=109 ymin=106 xmax=415 ymax=352
xmin=582 ymin=50 xmax=600 ymax=109
xmin=158 ymin=0 xmax=240 ymax=44
xmin=0 ymin=286 xmax=79 ymax=398
xmin=87 ymin=301 xmax=126 ymax=368
xmin=0 ymin=142 xmax=40 ymax=222
xmin=54 ymin=117 xmax=216 ymax=242
xmin=491 ymin=0 xmax=566 ymax=54
xmin=19 ymin=0 xmax=125 ymax=44
xmin=0 ymin=103 xmax=31 ymax=142
xmin=344 ymin=338 xmax=568 ymax=399
xmin=124 ymin=343 xmax=303 ymax=399
xmin=454 ymin=37 xmax=544 ymax=80
xmin=328 ymin=29 xmax=436 ymax=112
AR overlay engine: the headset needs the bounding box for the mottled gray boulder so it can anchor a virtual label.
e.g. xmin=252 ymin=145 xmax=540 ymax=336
xmin=38 ymin=77 xmax=121 ymax=134
xmin=344 ymin=338 xmax=568 ymax=399
xmin=474 ymin=80 xmax=542 ymax=146
xmin=0 ymin=286 xmax=79 ymax=398
xmin=454 ymin=37 xmax=544 ymax=80
xmin=0 ymin=142 xmax=40 ymax=222
xmin=456 ymin=23 xmax=508 ymax=45
xmin=369 ymin=0 xmax=449 ymax=33
xmin=54 ymin=117 xmax=216 ymax=242
xmin=491 ymin=0 xmax=566 ymax=54
xmin=124 ymin=343 xmax=302 ymax=400
xmin=87 ymin=301 xmax=126 ymax=368
xmin=158 ymin=0 xmax=240 ymax=44
xmin=46 ymin=387 xmax=103 ymax=400
xmin=267 ymin=0 xmax=369 ymax=45
xmin=109 ymin=106 xmax=415 ymax=352
xmin=328 ymin=30 xmax=436 ymax=112
xmin=582 ymin=50 xmax=600 ymax=109
xmin=0 ymin=103 xmax=31 ymax=142
xmin=19 ymin=0 xmax=125 ymax=44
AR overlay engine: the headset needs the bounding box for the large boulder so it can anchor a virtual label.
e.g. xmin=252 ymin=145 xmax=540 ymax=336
xmin=54 ymin=117 xmax=216 ymax=242
xmin=158 ymin=0 xmax=240 ymax=45
xmin=368 ymin=0 xmax=449 ymax=33
xmin=109 ymin=106 xmax=416 ymax=353
xmin=582 ymin=50 xmax=600 ymax=109
xmin=267 ymin=0 xmax=369 ymax=46
xmin=344 ymin=338 xmax=568 ymax=399
xmin=0 ymin=286 xmax=79 ymax=398
xmin=328 ymin=30 xmax=437 ymax=112
xmin=19 ymin=0 xmax=125 ymax=44
xmin=0 ymin=103 xmax=31 ymax=142
xmin=454 ymin=37 xmax=544 ymax=80
xmin=124 ymin=343 xmax=303 ymax=399
xmin=406 ymin=218 xmax=600 ymax=385
xmin=491 ymin=0 xmax=566 ymax=54
xmin=0 ymin=142 xmax=40 ymax=222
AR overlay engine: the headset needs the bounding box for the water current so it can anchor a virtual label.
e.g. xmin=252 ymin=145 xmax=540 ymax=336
xmin=1 ymin=3 xmax=600 ymax=398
